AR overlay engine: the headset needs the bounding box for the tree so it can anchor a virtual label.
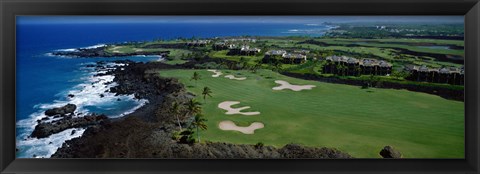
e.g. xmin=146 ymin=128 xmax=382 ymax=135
xmin=336 ymin=64 xmax=347 ymax=76
xmin=190 ymin=72 xmax=201 ymax=86
xmin=368 ymin=74 xmax=378 ymax=87
xmin=201 ymin=86 xmax=212 ymax=103
xmin=191 ymin=113 xmax=208 ymax=143
xmin=242 ymin=61 xmax=250 ymax=70
xmin=219 ymin=61 xmax=229 ymax=69
xmin=185 ymin=99 xmax=202 ymax=119
xmin=355 ymin=65 xmax=362 ymax=76
xmin=341 ymin=64 xmax=348 ymax=76
xmin=169 ymin=102 xmax=183 ymax=131
xmin=250 ymin=62 xmax=262 ymax=73
xmin=391 ymin=70 xmax=410 ymax=80
xmin=272 ymin=61 xmax=283 ymax=72
xmin=239 ymin=57 xmax=249 ymax=69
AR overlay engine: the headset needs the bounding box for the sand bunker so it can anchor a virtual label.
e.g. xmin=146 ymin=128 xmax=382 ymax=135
xmin=224 ymin=75 xmax=247 ymax=80
xmin=207 ymin=69 xmax=223 ymax=77
xmin=218 ymin=101 xmax=260 ymax=115
xmin=272 ymin=80 xmax=316 ymax=91
xmin=218 ymin=120 xmax=264 ymax=134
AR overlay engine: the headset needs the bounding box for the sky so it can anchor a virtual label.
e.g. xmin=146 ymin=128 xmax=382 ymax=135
xmin=17 ymin=16 xmax=464 ymax=25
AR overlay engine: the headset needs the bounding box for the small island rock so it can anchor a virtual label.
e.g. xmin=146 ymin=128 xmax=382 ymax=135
xmin=44 ymin=104 xmax=77 ymax=117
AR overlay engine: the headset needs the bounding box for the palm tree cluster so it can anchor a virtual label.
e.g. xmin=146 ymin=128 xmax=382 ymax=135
xmin=169 ymin=97 xmax=209 ymax=143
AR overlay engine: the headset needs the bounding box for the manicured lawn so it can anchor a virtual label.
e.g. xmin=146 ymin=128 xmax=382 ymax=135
xmin=322 ymin=38 xmax=464 ymax=47
xmin=312 ymin=38 xmax=464 ymax=57
xmin=157 ymin=69 xmax=464 ymax=158
xmin=209 ymin=50 xmax=264 ymax=64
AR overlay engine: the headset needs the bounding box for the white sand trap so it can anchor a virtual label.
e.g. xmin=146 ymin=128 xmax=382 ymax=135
xmin=218 ymin=120 xmax=264 ymax=134
xmin=272 ymin=80 xmax=316 ymax=91
xmin=224 ymin=75 xmax=247 ymax=80
xmin=207 ymin=69 xmax=223 ymax=77
xmin=218 ymin=101 xmax=260 ymax=115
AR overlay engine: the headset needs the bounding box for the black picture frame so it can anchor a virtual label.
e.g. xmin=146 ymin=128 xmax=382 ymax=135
xmin=1 ymin=0 xmax=479 ymax=173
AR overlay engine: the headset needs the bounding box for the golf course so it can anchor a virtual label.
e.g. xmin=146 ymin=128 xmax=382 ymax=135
xmin=157 ymin=68 xmax=464 ymax=158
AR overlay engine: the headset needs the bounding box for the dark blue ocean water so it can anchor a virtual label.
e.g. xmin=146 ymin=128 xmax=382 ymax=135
xmin=15 ymin=22 xmax=331 ymax=158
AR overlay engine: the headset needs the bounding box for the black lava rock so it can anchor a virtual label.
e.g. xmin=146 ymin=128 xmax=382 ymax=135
xmin=379 ymin=146 xmax=402 ymax=158
xmin=31 ymin=114 xmax=109 ymax=139
xmin=44 ymin=104 xmax=77 ymax=117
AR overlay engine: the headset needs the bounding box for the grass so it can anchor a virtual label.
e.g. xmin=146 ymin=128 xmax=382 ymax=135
xmin=310 ymin=38 xmax=464 ymax=58
xmin=157 ymin=69 xmax=464 ymax=158
xmin=209 ymin=50 xmax=264 ymax=64
xmin=320 ymin=38 xmax=464 ymax=47
xmin=105 ymin=45 xmax=191 ymax=65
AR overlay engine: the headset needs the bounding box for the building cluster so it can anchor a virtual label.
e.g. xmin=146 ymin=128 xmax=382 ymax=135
xmin=227 ymin=45 xmax=262 ymax=56
xmin=212 ymin=42 xmax=236 ymax=50
xmin=405 ymin=65 xmax=464 ymax=85
xmin=222 ymin=38 xmax=257 ymax=43
xmin=262 ymin=49 xmax=308 ymax=64
xmin=323 ymin=55 xmax=392 ymax=76
xmin=185 ymin=40 xmax=211 ymax=47
xmin=182 ymin=37 xmax=464 ymax=86
xmin=212 ymin=38 xmax=257 ymax=51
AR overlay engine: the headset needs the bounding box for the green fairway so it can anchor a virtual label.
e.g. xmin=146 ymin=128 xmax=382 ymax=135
xmin=157 ymin=69 xmax=464 ymax=158
xmin=311 ymin=38 xmax=464 ymax=56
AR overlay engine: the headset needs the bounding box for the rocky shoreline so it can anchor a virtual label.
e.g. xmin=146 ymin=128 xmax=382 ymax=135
xmin=31 ymin=111 xmax=108 ymax=139
xmin=51 ymin=60 xmax=353 ymax=159
xmin=52 ymin=46 xmax=169 ymax=58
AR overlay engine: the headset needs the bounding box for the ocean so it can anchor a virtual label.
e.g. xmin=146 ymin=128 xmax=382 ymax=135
xmin=15 ymin=21 xmax=332 ymax=158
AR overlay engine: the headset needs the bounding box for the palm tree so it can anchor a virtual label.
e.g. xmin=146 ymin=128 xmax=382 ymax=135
xmin=336 ymin=64 xmax=347 ymax=76
xmin=191 ymin=113 xmax=208 ymax=143
xmin=170 ymin=102 xmax=183 ymax=130
xmin=368 ymin=74 xmax=377 ymax=87
xmin=342 ymin=65 xmax=348 ymax=76
xmin=355 ymin=65 xmax=362 ymax=76
xmin=201 ymin=86 xmax=212 ymax=103
xmin=190 ymin=72 xmax=201 ymax=86
xmin=185 ymin=99 xmax=202 ymax=119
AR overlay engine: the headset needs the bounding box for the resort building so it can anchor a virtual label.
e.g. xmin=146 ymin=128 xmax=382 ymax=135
xmin=223 ymin=38 xmax=257 ymax=43
xmin=293 ymin=50 xmax=310 ymax=55
xmin=228 ymin=45 xmax=261 ymax=56
xmin=212 ymin=42 xmax=236 ymax=50
xmin=186 ymin=40 xmax=211 ymax=47
xmin=282 ymin=53 xmax=307 ymax=64
xmin=323 ymin=55 xmax=392 ymax=76
xmin=262 ymin=50 xmax=286 ymax=63
xmin=262 ymin=49 xmax=308 ymax=64
xmin=405 ymin=65 xmax=464 ymax=85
